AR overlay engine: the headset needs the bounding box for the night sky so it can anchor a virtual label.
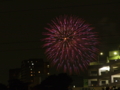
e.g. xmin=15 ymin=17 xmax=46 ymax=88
xmin=0 ymin=0 xmax=120 ymax=84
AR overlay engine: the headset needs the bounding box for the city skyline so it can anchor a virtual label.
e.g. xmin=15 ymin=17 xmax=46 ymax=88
xmin=0 ymin=0 xmax=120 ymax=84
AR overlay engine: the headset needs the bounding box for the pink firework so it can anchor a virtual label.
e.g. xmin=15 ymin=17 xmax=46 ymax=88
xmin=43 ymin=15 xmax=99 ymax=74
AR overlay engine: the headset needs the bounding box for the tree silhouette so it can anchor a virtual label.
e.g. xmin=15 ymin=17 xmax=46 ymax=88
xmin=33 ymin=73 xmax=73 ymax=90
xmin=0 ymin=83 xmax=7 ymax=90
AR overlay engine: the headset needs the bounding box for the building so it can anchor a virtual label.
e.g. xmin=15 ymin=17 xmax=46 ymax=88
xmin=88 ymin=50 xmax=120 ymax=87
xmin=9 ymin=68 xmax=21 ymax=80
xmin=21 ymin=58 xmax=49 ymax=86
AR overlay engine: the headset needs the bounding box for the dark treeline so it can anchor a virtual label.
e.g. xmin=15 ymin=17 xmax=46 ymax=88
xmin=0 ymin=73 xmax=73 ymax=90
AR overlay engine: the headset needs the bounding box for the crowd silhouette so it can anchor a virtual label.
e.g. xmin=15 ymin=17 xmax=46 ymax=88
xmin=2 ymin=73 xmax=120 ymax=90
xmin=0 ymin=73 xmax=73 ymax=90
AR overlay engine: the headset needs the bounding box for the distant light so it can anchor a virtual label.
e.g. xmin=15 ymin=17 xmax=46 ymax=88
xmin=47 ymin=65 xmax=49 ymax=68
xmin=38 ymin=71 xmax=40 ymax=73
xmin=113 ymin=66 xmax=118 ymax=68
xmin=32 ymin=63 xmax=34 ymax=65
xmin=31 ymin=74 xmax=33 ymax=76
xmin=28 ymin=61 xmax=29 ymax=63
xmin=114 ymin=52 xmax=117 ymax=55
xmin=100 ymin=52 xmax=103 ymax=55
xmin=30 ymin=68 xmax=32 ymax=70
xmin=73 ymin=85 xmax=75 ymax=88
xmin=115 ymin=80 xmax=118 ymax=82
xmin=47 ymin=72 xmax=50 ymax=75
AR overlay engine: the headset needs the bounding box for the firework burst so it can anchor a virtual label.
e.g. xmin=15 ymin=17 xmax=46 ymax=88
xmin=43 ymin=15 xmax=99 ymax=74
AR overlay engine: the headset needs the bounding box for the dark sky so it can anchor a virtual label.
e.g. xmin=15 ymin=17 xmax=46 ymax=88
xmin=0 ymin=0 xmax=120 ymax=84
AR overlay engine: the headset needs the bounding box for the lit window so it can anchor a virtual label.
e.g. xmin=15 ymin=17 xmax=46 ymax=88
xmin=47 ymin=72 xmax=50 ymax=75
xmin=30 ymin=68 xmax=32 ymax=70
xmin=30 ymin=74 xmax=33 ymax=76
xmin=115 ymin=80 xmax=118 ymax=82
xmin=99 ymin=66 xmax=110 ymax=71
xmin=32 ymin=63 xmax=34 ymax=65
xmin=38 ymin=71 xmax=40 ymax=73
xmin=47 ymin=65 xmax=49 ymax=68
xmin=31 ymin=80 xmax=33 ymax=82
xmin=73 ymin=85 xmax=75 ymax=88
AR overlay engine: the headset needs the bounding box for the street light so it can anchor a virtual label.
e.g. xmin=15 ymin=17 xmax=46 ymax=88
xmin=98 ymin=52 xmax=103 ymax=62
xmin=100 ymin=52 xmax=103 ymax=55
xmin=113 ymin=52 xmax=117 ymax=55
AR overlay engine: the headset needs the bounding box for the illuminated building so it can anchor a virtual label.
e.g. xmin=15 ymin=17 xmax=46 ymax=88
xmin=21 ymin=58 xmax=49 ymax=85
xmin=88 ymin=50 xmax=120 ymax=86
